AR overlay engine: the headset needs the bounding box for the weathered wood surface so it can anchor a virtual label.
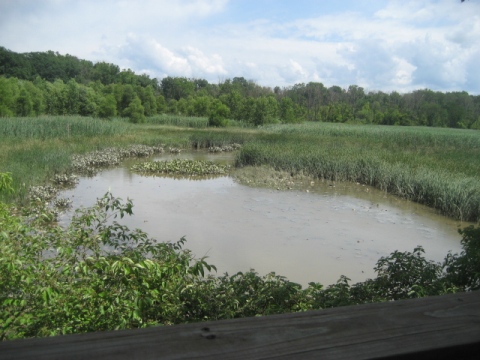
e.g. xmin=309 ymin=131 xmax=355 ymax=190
xmin=1 ymin=291 xmax=479 ymax=359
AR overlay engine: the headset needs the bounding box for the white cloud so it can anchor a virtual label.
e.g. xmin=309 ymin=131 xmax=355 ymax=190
xmin=278 ymin=60 xmax=309 ymax=84
xmin=181 ymin=46 xmax=227 ymax=76
xmin=1 ymin=0 xmax=479 ymax=93
xmin=114 ymin=35 xmax=227 ymax=79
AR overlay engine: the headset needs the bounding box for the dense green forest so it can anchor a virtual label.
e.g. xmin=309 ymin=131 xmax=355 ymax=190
xmin=1 ymin=46 xmax=480 ymax=128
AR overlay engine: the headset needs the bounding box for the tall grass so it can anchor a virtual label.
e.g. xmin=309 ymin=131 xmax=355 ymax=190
xmin=146 ymin=115 xmax=250 ymax=129
xmin=146 ymin=114 xmax=209 ymax=128
xmin=189 ymin=130 xmax=255 ymax=149
xmin=0 ymin=116 xmax=131 ymax=139
xmin=0 ymin=116 xmax=251 ymax=202
xmin=237 ymin=123 xmax=480 ymax=222
xmin=0 ymin=116 xmax=133 ymax=202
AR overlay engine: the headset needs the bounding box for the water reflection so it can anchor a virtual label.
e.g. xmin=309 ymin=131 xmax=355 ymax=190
xmin=58 ymin=153 xmax=468 ymax=287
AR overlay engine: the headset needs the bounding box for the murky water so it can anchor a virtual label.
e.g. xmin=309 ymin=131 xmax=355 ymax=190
xmin=58 ymin=152 xmax=469 ymax=287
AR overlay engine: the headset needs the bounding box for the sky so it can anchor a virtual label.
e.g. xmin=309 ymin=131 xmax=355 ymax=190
xmin=1 ymin=0 xmax=479 ymax=94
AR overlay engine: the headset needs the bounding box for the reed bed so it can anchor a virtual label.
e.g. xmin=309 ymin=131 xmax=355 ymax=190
xmin=189 ymin=130 xmax=255 ymax=149
xmin=237 ymin=123 xmax=480 ymax=222
xmin=146 ymin=114 xmax=209 ymax=128
xmin=0 ymin=116 xmax=131 ymax=139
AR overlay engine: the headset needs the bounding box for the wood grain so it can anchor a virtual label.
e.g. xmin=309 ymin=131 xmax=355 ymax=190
xmin=1 ymin=291 xmax=479 ymax=359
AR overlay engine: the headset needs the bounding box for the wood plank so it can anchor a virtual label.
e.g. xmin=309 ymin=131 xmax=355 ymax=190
xmin=1 ymin=292 xmax=479 ymax=359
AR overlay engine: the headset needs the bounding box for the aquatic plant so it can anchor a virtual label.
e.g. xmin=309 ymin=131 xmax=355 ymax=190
xmin=208 ymin=143 xmax=242 ymax=153
xmin=168 ymin=147 xmax=182 ymax=154
xmin=54 ymin=197 xmax=72 ymax=209
xmin=53 ymin=174 xmax=78 ymax=187
xmin=131 ymin=159 xmax=231 ymax=177
xmin=71 ymin=144 xmax=165 ymax=175
xmin=29 ymin=185 xmax=58 ymax=202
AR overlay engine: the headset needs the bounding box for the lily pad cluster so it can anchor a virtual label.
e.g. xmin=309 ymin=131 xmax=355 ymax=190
xmin=131 ymin=159 xmax=231 ymax=177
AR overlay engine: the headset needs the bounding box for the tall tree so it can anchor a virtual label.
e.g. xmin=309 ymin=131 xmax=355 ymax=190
xmin=123 ymin=96 xmax=145 ymax=123
xmin=0 ymin=76 xmax=16 ymax=116
xmin=15 ymin=88 xmax=33 ymax=116
xmin=98 ymin=94 xmax=117 ymax=119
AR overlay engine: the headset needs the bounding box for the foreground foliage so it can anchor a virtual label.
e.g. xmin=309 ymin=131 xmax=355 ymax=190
xmin=0 ymin=192 xmax=215 ymax=340
xmin=1 ymin=182 xmax=479 ymax=340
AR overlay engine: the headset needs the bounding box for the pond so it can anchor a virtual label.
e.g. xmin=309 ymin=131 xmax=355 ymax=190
xmin=58 ymin=151 xmax=469 ymax=286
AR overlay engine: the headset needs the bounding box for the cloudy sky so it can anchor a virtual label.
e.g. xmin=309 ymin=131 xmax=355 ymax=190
xmin=1 ymin=0 xmax=479 ymax=93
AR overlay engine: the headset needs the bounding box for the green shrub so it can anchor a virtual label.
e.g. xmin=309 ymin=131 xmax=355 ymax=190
xmin=0 ymin=193 xmax=215 ymax=339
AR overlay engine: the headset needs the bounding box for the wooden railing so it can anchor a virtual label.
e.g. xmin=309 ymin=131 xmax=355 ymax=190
xmin=1 ymin=291 xmax=479 ymax=359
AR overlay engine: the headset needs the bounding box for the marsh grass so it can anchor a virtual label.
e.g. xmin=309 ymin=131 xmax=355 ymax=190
xmin=0 ymin=116 xmax=196 ymax=201
xmin=189 ymin=130 xmax=255 ymax=149
xmin=146 ymin=114 xmax=209 ymax=128
xmin=237 ymin=123 xmax=480 ymax=222
xmin=0 ymin=116 xmax=249 ymax=202
xmin=146 ymin=115 xmax=249 ymax=129
xmin=0 ymin=116 xmax=131 ymax=139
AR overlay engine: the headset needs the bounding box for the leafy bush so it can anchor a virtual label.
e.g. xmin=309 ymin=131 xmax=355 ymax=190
xmin=123 ymin=97 xmax=145 ymax=124
xmin=444 ymin=226 xmax=480 ymax=291
xmin=0 ymin=173 xmax=14 ymax=195
xmin=373 ymin=246 xmax=446 ymax=300
xmin=0 ymin=192 xmax=214 ymax=340
xmin=208 ymin=100 xmax=230 ymax=127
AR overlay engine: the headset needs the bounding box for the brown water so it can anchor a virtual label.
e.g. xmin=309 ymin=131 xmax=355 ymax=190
xmin=58 ymin=151 xmax=469 ymax=287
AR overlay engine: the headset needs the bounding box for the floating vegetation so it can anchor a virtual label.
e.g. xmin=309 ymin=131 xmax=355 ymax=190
xmin=208 ymin=143 xmax=242 ymax=153
xmin=54 ymin=197 xmax=72 ymax=209
xmin=232 ymin=166 xmax=312 ymax=191
xmin=25 ymin=144 xmax=165 ymax=207
xmin=168 ymin=147 xmax=182 ymax=154
xmin=132 ymin=159 xmax=231 ymax=177
xmin=29 ymin=185 xmax=58 ymax=202
xmin=53 ymin=174 xmax=78 ymax=187
xmin=71 ymin=144 xmax=164 ymax=175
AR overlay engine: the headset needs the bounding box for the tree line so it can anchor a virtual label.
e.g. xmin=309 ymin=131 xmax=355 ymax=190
xmin=1 ymin=46 xmax=480 ymax=128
